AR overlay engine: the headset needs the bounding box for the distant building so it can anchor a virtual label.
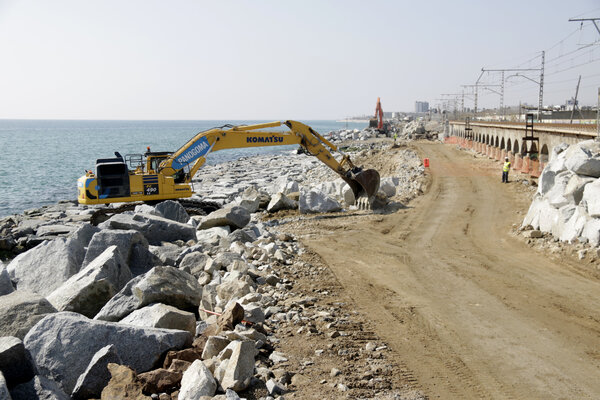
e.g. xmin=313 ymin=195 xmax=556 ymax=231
xmin=415 ymin=101 xmax=429 ymax=113
xmin=565 ymin=98 xmax=578 ymax=111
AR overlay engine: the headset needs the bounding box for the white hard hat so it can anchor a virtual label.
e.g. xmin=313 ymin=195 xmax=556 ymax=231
xmin=505 ymin=157 xmax=509 ymax=161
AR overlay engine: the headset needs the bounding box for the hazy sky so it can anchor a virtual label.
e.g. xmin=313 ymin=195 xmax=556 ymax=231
xmin=0 ymin=0 xmax=599 ymax=119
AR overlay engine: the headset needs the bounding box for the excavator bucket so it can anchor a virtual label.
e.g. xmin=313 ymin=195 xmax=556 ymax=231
xmin=345 ymin=168 xmax=381 ymax=201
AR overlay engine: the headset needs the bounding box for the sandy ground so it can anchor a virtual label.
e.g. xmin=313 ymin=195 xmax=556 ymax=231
xmin=268 ymin=141 xmax=600 ymax=399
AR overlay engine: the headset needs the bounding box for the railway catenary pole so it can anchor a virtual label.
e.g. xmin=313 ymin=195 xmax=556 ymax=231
xmin=481 ymin=67 xmax=540 ymax=121
xmin=570 ymin=75 xmax=581 ymax=124
xmin=568 ymin=17 xmax=600 ymax=37
xmin=461 ymin=84 xmax=501 ymax=119
xmin=538 ymin=51 xmax=545 ymax=123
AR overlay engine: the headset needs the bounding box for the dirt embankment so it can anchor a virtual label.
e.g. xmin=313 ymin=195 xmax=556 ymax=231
xmin=270 ymin=141 xmax=600 ymax=399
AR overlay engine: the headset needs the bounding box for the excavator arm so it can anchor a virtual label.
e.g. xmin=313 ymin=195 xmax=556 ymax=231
xmin=158 ymin=120 xmax=380 ymax=200
xmin=77 ymin=120 xmax=380 ymax=205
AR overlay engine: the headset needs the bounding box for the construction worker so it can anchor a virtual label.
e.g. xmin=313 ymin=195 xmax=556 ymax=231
xmin=502 ymin=157 xmax=511 ymax=183
xmin=393 ymin=132 xmax=397 ymax=145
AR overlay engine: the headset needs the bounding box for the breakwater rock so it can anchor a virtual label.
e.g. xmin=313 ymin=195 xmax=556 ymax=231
xmin=522 ymin=140 xmax=600 ymax=247
xmin=0 ymin=141 xmax=426 ymax=399
xmin=321 ymin=121 xmax=442 ymax=143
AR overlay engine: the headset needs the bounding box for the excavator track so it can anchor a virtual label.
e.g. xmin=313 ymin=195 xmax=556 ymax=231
xmin=89 ymin=199 xmax=221 ymax=226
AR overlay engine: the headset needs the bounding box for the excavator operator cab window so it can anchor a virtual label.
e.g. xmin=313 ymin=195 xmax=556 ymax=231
xmin=150 ymin=157 xmax=165 ymax=172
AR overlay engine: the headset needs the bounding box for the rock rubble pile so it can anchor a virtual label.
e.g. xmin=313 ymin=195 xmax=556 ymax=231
xmin=320 ymin=120 xmax=442 ymax=144
xmin=0 ymin=142 xmax=427 ymax=398
xmin=522 ymin=139 xmax=600 ymax=246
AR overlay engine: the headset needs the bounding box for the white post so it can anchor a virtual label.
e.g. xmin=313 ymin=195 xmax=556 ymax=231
xmin=597 ymin=87 xmax=600 ymax=141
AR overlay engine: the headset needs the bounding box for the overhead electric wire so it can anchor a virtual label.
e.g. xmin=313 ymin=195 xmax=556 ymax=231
xmin=544 ymin=41 xmax=599 ymax=66
xmin=546 ymin=57 xmax=600 ymax=76
xmin=569 ymin=6 xmax=600 ymax=19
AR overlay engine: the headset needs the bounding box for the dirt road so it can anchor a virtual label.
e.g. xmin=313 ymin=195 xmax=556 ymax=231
xmin=301 ymin=142 xmax=600 ymax=399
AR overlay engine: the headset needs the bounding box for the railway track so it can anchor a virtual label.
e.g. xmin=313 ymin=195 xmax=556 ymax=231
xmin=451 ymin=120 xmax=598 ymax=133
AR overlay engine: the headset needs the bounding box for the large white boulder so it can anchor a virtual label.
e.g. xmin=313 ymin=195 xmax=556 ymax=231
xmin=119 ymin=303 xmax=196 ymax=335
xmin=199 ymin=206 xmax=250 ymax=230
xmin=179 ymin=359 xmax=217 ymax=398
xmin=266 ymin=193 xmax=298 ymax=213
xmin=545 ymin=171 xmax=573 ymax=208
xmin=7 ymin=237 xmax=86 ymax=296
xmin=94 ymin=266 xmax=202 ymax=322
xmin=536 ymin=169 xmax=556 ymax=196
xmin=551 ymin=205 xmax=576 ymax=238
xmin=196 ymin=226 xmax=230 ymax=244
xmin=582 ymin=219 xmax=600 ymax=246
xmin=581 ymin=179 xmax=600 ymax=217
xmin=551 ymin=142 xmax=569 ymax=159
xmin=82 ymin=229 xmax=148 ymax=268
xmin=24 ymin=312 xmax=191 ymax=394
xmin=99 ymin=213 xmax=196 ymax=245
xmin=559 ymin=206 xmax=589 ymax=242
xmin=219 ymin=340 xmax=256 ymax=391
xmin=379 ymin=178 xmax=397 ymax=198
xmin=563 ymin=140 xmax=600 ymax=177
xmin=47 ymin=246 xmax=132 ymax=318
xmin=544 ymin=155 xmax=567 ymax=174
xmin=0 ymin=290 xmax=57 ymax=339
xmin=71 ymin=344 xmax=122 ymax=400
xmin=179 ymin=251 xmax=212 ymax=277
xmin=522 ymin=197 xmax=546 ymax=229
xmin=268 ymin=176 xmax=299 ymax=196
xmin=538 ymin=203 xmax=560 ymax=233
xmin=564 ymin=175 xmax=595 ymax=206
xmin=299 ymin=188 xmax=342 ymax=214
xmin=154 ymin=200 xmax=190 ymax=224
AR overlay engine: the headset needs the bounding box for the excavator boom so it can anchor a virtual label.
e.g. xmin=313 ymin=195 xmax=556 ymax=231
xmin=77 ymin=120 xmax=380 ymax=206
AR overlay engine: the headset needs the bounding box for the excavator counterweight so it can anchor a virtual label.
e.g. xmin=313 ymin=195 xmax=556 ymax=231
xmin=77 ymin=120 xmax=380 ymax=207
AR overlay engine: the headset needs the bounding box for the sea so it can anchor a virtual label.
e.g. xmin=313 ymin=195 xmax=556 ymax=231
xmin=0 ymin=119 xmax=366 ymax=217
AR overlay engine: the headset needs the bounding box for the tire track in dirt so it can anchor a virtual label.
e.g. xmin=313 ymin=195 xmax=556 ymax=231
xmin=300 ymin=142 xmax=600 ymax=399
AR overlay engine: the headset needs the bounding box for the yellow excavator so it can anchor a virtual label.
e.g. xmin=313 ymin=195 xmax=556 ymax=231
xmin=77 ymin=120 xmax=380 ymax=206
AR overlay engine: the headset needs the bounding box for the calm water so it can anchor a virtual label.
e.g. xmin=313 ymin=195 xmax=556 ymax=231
xmin=0 ymin=119 xmax=365 ymax=217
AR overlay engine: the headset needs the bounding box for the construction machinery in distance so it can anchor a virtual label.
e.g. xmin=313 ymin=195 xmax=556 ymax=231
xmin=77 ymin=120 xmax=381 ymax=207
xmin=369 ymin=97 xmax=389 ymax=134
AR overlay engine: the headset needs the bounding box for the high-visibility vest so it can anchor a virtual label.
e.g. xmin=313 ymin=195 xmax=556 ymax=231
xmin=503 ymin=161 xmax=511 ymax=172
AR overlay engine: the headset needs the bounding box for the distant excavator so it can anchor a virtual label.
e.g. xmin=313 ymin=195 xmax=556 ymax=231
xmin=77 ymin=120 xmax=380 ymax=207
xmin=369 ymin=97 xmax=389 ymax=134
